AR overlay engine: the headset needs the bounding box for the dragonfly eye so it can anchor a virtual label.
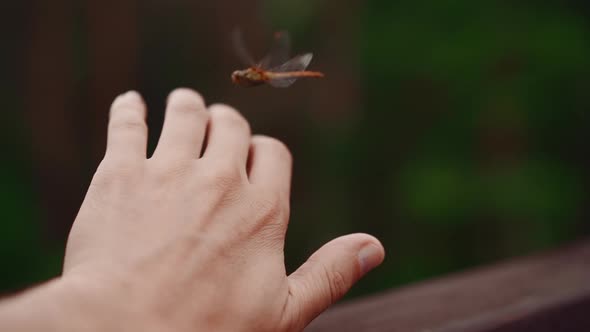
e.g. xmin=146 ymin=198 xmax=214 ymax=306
xmin=231 ymin=71 xmax=240 ymax=83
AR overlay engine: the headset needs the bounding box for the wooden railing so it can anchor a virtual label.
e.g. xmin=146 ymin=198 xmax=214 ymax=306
xmin=306 ymin=239 xmax=590 ymax=332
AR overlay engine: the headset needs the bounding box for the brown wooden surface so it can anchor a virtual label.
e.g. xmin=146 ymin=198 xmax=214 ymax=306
xmin=306 ymin=238 xmax=590 ymax=332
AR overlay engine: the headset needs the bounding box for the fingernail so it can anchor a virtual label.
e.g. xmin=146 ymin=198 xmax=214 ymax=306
xmin=358 ymin=243 xmax=384 ymax=275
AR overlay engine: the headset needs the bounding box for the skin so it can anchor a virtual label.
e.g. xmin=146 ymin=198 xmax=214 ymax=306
xmin=0 ymin=88 xmax=385 ymax=331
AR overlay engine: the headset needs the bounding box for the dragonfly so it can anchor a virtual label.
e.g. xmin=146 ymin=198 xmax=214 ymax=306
xmin=231 ymin=29 xmax=324 ymax=88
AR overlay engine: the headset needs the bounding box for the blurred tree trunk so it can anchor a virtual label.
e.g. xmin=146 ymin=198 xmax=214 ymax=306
xmin=86 ymin=0 xmax=139 ymax=162
xmin=24 ymin=0 xmax=139 ymax=241
xmin=24 ymin=0 xmax=79 ymax=240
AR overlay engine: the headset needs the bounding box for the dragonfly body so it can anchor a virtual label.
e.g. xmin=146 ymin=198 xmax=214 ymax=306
xmin=232 ymin=68 xmax=324 ymax=87
xmin=231 ymin=30 xmax=324 ymax=88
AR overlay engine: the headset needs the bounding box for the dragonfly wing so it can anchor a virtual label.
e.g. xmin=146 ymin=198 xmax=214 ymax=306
xmin=232 ymin=28 xmax=256 ymax=66
xmin=267 ymin=53 xmax=314 ymax=88
xmin=270 ymin=53 xmax=313 ymax=72
xmin=259 ymin=31 xmax=291 ymax=70
xmin=268 ymin=77 xmax=298 ymax=88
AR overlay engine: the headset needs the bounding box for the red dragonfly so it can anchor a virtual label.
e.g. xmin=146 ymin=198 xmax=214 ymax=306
xmin=231 ymin=29 xmax=324 ymax=88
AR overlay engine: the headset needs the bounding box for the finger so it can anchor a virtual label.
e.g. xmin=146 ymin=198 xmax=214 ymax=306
xmin=287 ymin=234 xmax=385 ymax=328
xmin=202 ymin=104 xmax=251 ymax=166
xmin=152 ymin=88 xmax=209 ymax=161
xmin=248 ymin=135 xmax=293 ymax=197
xmin=106 ymin=91 xmax=148 ymax=160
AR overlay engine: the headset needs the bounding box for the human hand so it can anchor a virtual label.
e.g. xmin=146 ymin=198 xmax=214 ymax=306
xmin=62 ymin=88 xmax=385 ymax=331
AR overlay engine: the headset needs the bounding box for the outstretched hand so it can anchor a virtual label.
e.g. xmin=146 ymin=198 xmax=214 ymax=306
xmin=61 ymin=88 xmax=385 ymax=331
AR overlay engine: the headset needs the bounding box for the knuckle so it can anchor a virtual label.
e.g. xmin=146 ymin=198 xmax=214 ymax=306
xmin=244 ymin=192 xmax=289 ymax=246
xmin=253 ymin=194 xmax=285 ymax=223
xmin=279 ymin=284 xmax=312 ymax=332
xmin=109 ymin=114 xmax=147 ymax=132
xmin=194 ymin=107 xmax=210 ymax=123
xmin=146 ymin=159 xmax=193 ymax=184
xmin=204 ymin=163 xmax=245 ymax=191
xmin=92 ymin=158 xmax=141 ymax=184
xmin=99 ymin=155 xmax=134 ymax=171
xmin=214 ymin=161 xmax=243 ymax=180
xmin=271 ymin=193 xmax=289 ymax=217
xmin=323 ymin=266 xmax=348 ymax=304
xmin=253 ymin=135 xmax=292 ymax=163
xmin=211 ymin=173 xmax=242 ymax=193
xmin=170 ymin=104 xmax=207 ymax=118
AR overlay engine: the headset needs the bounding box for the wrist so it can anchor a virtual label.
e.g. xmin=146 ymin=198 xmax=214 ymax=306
xmin=0 ymin=275 xmax=166 ymax=332
xmin=0 ymin=278 xmax=86 ymax=332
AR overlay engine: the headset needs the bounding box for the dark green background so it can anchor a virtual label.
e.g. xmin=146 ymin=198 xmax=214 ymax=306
xmin=1 ymin=0 xmax=589 ymax=300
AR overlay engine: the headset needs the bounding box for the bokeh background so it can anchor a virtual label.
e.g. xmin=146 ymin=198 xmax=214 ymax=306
xmin=1 ymin=0 xmax=589 ymax=300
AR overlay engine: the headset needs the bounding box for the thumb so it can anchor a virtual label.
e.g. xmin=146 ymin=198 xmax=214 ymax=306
xmin=286 ymin=233 xmax=385 ymax=329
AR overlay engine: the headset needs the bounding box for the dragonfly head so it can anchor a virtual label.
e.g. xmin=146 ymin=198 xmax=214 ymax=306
xmin=231 ymin=70 xmax=243 ymax=85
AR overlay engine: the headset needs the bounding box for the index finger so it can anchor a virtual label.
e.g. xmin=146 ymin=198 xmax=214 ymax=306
xmin=106 ymin=91 xmax=148 ymax=161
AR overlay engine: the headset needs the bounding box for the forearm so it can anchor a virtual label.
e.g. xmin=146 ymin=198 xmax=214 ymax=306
xmin=0 ymin=279 xmax=77 ymax=331
xmin=0 ymin=277 xmax=121 ymax=332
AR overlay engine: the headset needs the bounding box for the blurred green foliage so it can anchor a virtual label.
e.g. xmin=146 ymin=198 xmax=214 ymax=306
xmin=0 ymin=137 xmax=63 ymax=291
xmin=351 ymin=0 xmax=589 ymax=292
